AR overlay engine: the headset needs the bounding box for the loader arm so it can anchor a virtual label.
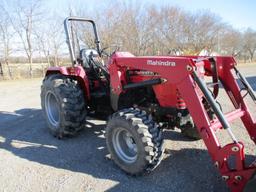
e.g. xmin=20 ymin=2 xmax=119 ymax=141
xmin=109 ymin=53 xmax=256 ymax=192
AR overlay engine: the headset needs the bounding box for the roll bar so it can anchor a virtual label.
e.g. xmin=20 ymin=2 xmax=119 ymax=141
xmin=64 ymin=16 xmax=102 ymax=66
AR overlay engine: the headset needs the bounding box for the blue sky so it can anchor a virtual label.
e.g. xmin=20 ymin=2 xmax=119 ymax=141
xmin=157 ymin=0 xmax=256 ymax=30
xmin=46 ymin=0 xmax=256 ymax=31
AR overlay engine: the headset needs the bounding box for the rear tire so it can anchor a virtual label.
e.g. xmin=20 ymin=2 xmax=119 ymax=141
xmin=106 ymin=108 xmax=164 ymax=175
xmin=41 ymin=74 xmax=87 ymax=138
xmin=180 ymin=121 xmax=201 ymax=140
xmin=179 ymin=99 xmax=217 ymax=140
xmin=179 ymin=112 xmax=201 ymax=140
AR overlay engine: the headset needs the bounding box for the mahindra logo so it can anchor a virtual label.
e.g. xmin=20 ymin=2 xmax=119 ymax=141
xmin=147 ymin=60 xmax=176 ymax=67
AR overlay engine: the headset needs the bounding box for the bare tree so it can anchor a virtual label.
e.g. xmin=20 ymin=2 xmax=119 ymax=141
xmin=8 ymin=0 xmax=42 ymax=77
xmin=219 ymin=26 xmax=242 ymax=56
xmin=153 ymin=6 xmax=188 ymax=55
xmin=35 ymin=18 xmax=64 ymax=67
xmin=0 ymin=4 xmax=14 ymax=78
xmin=243 ymin=28 xmax=256 ymax=62
xmin=35 ymin=29 xmax=50 ymax=66
xmin=50 ymin=22 xmax=65 ymax=66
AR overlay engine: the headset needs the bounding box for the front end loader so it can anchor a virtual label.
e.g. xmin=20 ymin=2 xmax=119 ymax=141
xmin=40 ymin=17 xmax=256 ymax=191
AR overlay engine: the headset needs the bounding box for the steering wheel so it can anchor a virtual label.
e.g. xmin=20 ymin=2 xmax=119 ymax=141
xmin=100 ymin=44 xmax=121 ymax=57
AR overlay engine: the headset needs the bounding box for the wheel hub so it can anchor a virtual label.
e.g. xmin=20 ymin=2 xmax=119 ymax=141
xmin=112 ymin=128 xmax=138 ymax=164
xmin=45 ymin=91 xmax=60 ymax=127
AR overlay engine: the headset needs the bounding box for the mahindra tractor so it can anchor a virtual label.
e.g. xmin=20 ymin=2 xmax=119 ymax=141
xmin=40 ymin=17 xmax=256 ymax=191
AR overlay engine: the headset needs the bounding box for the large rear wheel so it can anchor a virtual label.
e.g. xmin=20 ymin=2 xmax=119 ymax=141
xmin=106 ymin=108 xmax=164 ymax=175
xmin=41 ymin=74 xmax=87 ymax=138
xmin=179 ymin=100 xmax=216 ymax=140
xmin=180 ymin=120 xmax=201 ymax=140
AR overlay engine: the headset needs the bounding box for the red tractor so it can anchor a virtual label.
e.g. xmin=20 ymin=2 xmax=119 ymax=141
xmin=41 ymin=17 xmax=256 ymax=191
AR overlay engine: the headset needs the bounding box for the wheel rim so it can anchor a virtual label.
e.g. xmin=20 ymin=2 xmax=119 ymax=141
xmin=45 ymin=91 xmax=60 ymax=127
xmin=112 ymin=128 xmax=138 ymax=164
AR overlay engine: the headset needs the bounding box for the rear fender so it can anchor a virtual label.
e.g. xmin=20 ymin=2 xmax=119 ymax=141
xmin=45 ymin=66 xmax=90 ymax=100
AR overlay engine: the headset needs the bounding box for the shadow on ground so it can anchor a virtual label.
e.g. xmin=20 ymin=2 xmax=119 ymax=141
xmin=0 ymin=108 xmax=237 ymax=192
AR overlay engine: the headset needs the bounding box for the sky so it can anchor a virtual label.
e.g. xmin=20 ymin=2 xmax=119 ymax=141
xmin=46 ymin=0 xmax=256 ymax=31
xmin=157 ymin=0 xmax=256 ymax=30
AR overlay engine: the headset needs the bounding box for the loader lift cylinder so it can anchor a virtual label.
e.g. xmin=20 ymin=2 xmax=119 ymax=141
xmin=192 ymin=71 xmax=238 ymax=143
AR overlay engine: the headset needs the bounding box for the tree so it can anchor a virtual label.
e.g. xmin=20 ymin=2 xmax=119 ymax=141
xmin=243 ymin=28 xmax=256 ymax=62
xmin=219 ymin=26 xmax=242 ymax=56
xmin=0 ymin=4 xmax=14 ymax=78
xmin=49 ymin=22 xmax=65 ymax=66
xmin=36 ymin=19 xmax=64 ymax=67
xmin=35 ymin=28 xmax=50 ymax=67
xmin=9 ymin=0 xmax=42 ymax=77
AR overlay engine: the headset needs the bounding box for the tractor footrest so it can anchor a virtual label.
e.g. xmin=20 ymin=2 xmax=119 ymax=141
xmin=210 ymin=109 xmax=245 ymax=131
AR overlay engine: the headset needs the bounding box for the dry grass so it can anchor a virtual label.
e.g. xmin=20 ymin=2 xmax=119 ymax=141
xmin=0 ymin=63 xmax=49 ymax=80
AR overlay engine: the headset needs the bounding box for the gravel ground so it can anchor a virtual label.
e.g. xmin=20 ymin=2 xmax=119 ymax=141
xmin=0 ymin=65 xmax=255 ymax=192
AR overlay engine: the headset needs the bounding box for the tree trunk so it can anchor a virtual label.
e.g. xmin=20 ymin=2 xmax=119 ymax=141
xmin=47 ymin=56 xmax=50 ymax=67
xmin=54 ymin=55 xmax=57 ymax=66
xmin=5 ymin=59 xmax=12 ymax=79
xmin=0 ymin=62 xmax=3 ymax=77
xmin=249 ymin=52 xmax=254 ymax=62
xmin=29 ymin=56 xmax=33 ymax=78
xmin=244 ymin=55 xmax=247 ymax=63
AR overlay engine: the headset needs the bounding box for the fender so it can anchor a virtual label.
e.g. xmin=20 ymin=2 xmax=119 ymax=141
xmin=108 ymin=52 xmax=135 ymax=111
xmin=45 ymin=66 xmax=90 ymax=100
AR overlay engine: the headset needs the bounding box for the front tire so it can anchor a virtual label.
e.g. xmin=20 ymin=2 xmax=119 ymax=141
xmin=106 ymin=108 xmax=164 ymax=175
xmin=41 ymin=74 xmax=87 ymax=138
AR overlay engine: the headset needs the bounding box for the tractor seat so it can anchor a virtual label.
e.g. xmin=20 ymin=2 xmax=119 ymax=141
xmin=80 ymin=49 xmax=101 ymax=69
xmin=80 ymin=48 xmax=110 ymax=81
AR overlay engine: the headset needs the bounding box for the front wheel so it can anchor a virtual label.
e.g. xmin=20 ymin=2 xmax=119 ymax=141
xmin=106 ymin=108 xmax=164 ymax=175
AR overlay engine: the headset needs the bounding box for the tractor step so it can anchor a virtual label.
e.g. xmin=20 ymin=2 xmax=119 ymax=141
xmin=210 ymin=109 xmax=245 ymax=131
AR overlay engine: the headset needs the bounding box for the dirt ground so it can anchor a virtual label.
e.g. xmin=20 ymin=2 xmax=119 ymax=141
xmin=0 ymin=65 xmax=255 ymax=192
